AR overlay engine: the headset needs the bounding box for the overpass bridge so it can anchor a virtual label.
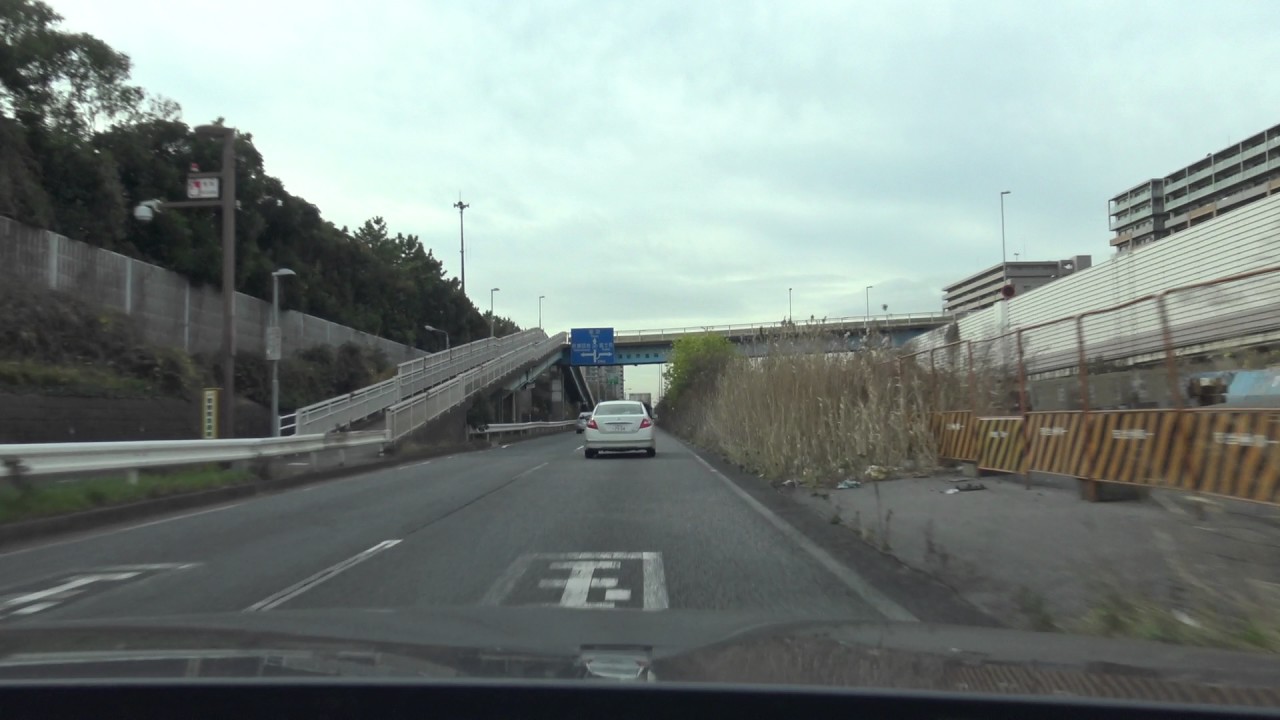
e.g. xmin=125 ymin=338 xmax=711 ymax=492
xmin=592 ymin=313 xmax=953 ymax=365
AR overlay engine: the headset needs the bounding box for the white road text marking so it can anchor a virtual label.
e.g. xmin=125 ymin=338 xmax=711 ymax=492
xmin=482 ymin=552 xmax=668 ymax=610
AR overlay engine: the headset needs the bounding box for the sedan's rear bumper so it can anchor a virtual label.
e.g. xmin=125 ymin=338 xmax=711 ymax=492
xmin=584 ymin=431 xmax=655 ymax=451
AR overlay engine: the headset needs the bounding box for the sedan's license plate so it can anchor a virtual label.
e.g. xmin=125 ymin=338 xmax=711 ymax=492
xmin=607 ymin=423 xmax=630 ymax=433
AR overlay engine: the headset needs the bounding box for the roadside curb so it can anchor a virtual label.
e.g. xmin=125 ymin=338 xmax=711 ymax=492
xmin=0 ymin=428 xmax=572 ymax=550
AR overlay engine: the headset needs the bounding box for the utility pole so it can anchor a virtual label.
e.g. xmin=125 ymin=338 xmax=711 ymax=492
xmin=454 ymin=194 xmax=470 ymax=296
xmin=135 ymin=125 xmax=238 ymax=436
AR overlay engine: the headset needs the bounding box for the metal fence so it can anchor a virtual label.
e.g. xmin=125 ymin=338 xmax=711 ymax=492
xmin=288 ymin=329 xmax=551 ymax=436
xmin=615 ymin=312 xmax=952 ymax=343
xmin=387 ymin=333 xmax=568 ymax=443
xmin=907 ymin=265 xmax=1280 ymax=506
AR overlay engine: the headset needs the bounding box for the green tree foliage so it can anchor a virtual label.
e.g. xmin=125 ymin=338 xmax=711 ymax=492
xmin=0 ymin=0 xmax=517 ymax=357
xmin=659 ymin=333 xmax=737 ymax=413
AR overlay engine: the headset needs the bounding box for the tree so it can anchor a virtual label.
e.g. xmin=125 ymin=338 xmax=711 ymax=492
xmin=661 ymin=333 xmax=737 ymax=409
xmin=1 ymin=0 xmax=521 ymax=373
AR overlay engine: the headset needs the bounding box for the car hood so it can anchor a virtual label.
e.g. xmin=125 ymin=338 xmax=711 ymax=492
xmin=1 ymin=607 xmax=1278 ymax=707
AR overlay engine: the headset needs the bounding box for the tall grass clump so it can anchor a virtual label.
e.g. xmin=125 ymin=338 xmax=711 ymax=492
xmin=660 ymin=323 xmax=952 ymax=485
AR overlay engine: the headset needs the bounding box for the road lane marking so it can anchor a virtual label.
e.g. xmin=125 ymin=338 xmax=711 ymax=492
xmin=482 ymin=552 xmax=666 ymax=610
xmin=690 ymin=454 xmax=917 ymax=623
xmin=514 ymin=462 xmax=548 ymax=479
xmin=10 ymin=601 xmax=58 ymax=616
xmin=244 ymin=540 xmax=402 ymax=612
xmin=642 ymin=553 xmax=669 ymax=610
xmin=480 ymin=554 xmax=536 ymax=606
xmin=575 ymin=445 xmax=584 ymax=452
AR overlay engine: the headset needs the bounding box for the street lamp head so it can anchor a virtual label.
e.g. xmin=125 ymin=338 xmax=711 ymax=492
xmin=1001 ymin=190 xmax=1011 ymax=196
xmin=132 ymin=199 xmax=164 ymax=223
xmin=272 ymin=268 xmax=296 ymax=278
xmin=492 ymin=287 xmax=500 ymax=292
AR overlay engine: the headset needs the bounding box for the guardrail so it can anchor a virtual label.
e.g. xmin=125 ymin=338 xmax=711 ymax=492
xmin=469 ymin=420 xmax=577 ymax=436
xmin=0 ymin=431 xmax=389 ymax=479
xmin=614 ymin=312 xmax=952 ymax=341
xmin=387 ymin=333 xmax=568 ymax=443
xmin=286 ymin=329 xmax=549 ymax=436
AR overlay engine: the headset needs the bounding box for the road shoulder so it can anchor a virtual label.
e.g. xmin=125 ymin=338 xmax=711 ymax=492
xmin=663 ymin=432 xmax=1000 ymax=628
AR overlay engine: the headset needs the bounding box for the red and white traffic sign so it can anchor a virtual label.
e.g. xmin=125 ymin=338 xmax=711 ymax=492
xmin=186 ymin=177 xmax=220 ymax=199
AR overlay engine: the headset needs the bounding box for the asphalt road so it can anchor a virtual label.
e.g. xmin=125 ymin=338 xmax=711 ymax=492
xmin=0 ymin=430 xmax=990 ymax=628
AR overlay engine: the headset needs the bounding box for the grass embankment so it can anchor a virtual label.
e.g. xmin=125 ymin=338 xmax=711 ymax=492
xmin=0 ymin=466 xmax=252 ymax=525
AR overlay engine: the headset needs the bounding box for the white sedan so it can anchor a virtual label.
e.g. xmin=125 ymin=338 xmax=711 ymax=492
xmin=583 ymin=400 xmax=656 ymax=458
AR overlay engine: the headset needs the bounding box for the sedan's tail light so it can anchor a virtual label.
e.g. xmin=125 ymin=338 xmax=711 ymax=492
xmin=587 ymin=419 xmax=598 ymax=429
xmin=640 ymin=418 xmax=652 ymax=429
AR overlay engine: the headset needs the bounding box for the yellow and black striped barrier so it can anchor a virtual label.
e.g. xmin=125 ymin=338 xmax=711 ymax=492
xmin=1180 ymin=409 xmax=1280 ymax=505
xmin=1026 ymin=412 xmax=1087 ymax=478
xmin=977 ymin=416 xmax=1026 ymax=474
xmin=934 ymin=411 xmax=979 ymax=462
xmin=1083 ymin=410 xmax=1186 ymax=488
xmin=930 ymin=407 xmax=1280 ymax=506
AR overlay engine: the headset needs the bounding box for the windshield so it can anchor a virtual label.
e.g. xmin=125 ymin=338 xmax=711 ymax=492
xmin=593 ymin=403 xmax=646 ymax=416
xmin=1 ymin=0 xmax=1279 ymax=710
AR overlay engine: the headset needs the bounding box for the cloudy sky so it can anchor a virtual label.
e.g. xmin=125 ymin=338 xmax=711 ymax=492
xmin=55 ymin=0 xmax=1280 ymax=394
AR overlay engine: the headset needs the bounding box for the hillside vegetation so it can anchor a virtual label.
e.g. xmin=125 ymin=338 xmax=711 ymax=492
xmin=0 ymin=280 xmax=393 ymax=413
xmin=0 ymin=0 xmax=518 ymax=355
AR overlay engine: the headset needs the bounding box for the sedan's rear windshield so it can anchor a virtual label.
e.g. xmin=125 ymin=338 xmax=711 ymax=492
xmin=595 ymin=403 xmax=645 ymax=415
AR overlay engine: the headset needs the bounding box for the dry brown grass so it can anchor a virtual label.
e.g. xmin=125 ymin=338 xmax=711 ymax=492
xmin=687 ymin=327 xmax=942 ymax=486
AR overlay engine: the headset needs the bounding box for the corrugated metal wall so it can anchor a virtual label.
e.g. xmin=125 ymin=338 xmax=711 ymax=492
xmin=910 ymin=192 xmax=1280 ymax=367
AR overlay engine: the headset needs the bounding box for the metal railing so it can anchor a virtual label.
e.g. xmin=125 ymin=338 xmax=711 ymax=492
xmin=1 ymin=431 xmax=389 ymax=479
xmin=469 ymin=420 xmax=577 ymax=436
xmin=387 ymin=333 xmax=568 ymax=443
xmin=286 ymin=329 xmax=548 ymax=435
xmin=614 ymin=312 xmax=952 ymax=342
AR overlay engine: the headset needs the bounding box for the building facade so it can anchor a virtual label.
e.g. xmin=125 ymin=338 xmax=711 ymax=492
xmin=1109 ymin=121 xmax=1280 ymax=253
xmin=943 ymin=256 xmax=1091 ymax=316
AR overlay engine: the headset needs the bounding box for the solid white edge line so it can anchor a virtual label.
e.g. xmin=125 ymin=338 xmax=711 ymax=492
xmin=244 ymin=540 xmax=401 ymax=612
xmin=642 ymin=552 xmax=669 ymax=611
xmin=690 ymin=453 xmax=918 ymax=623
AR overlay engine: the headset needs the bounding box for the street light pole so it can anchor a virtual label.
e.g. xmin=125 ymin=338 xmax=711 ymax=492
xmin=270 ymin=268 xmax=296 ymax=437
xmin=788 ymin=288 xmax=792 ymax=323
xmin=1000 ymin=190 xmax=1011 ymax=281
xmin=454 ymin=195 xmax=470 ymax=296
xmin=490 ymin=287 xmax=500 ymax=337
xmin=538 ymin=295 xmax=545 ymax=329
xmin=865 ymin=285 xmax=873 ymax=320
xmin=423 ymin=324 xmax=450 ymax=360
